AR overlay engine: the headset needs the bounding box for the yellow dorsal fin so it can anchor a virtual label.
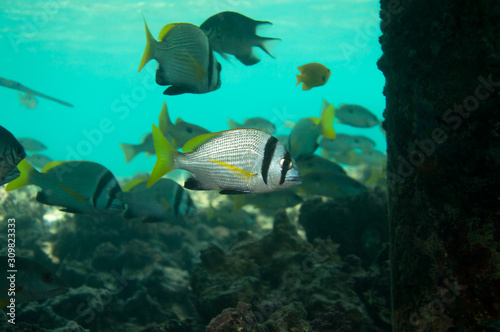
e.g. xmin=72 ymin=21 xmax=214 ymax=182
xmin=138 ymin=15 xmax=158 ymax=72
xmin=41 ymin=161 xmax=70 ymax=173
xmin=160 ymin=196 xmax=172 ymax=211
xmin=5 ymin=159 xmax=37 ymax=191
xmin=207 ymin=159 xmax=255 ymax=180
xmin=182 ymin=132 xmax=219 ymax=153
xmin=158 ymin=101 xmax=172 ymax=134
xmin=158 ymin=23 xmax=181 ymax=41
xmin=319 ymin=100 xmax=336 ymax=139
xmin=123 ymin=178 xmax=148 ymax=192
xmin=56 ymin=184 xmax=87 ymax=202
xmin=186 ymin=52 xmax=205 ymax=81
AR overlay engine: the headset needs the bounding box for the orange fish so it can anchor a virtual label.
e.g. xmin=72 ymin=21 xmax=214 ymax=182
xmin=296 ymin=62 xmax=331 ymax=90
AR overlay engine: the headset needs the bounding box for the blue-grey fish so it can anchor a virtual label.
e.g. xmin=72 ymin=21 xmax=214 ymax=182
xmin=336 ymin=104 xmax=380 ymax=128
xmin=0 ymin=256 xmax=67 ymax=307
xmin=325 ymin=149 xmax=387 ymax=166
xmin=0 ymin=126 xmax=26 ymax=186
xmin=26 ymin=153 xmax=53 ymax=170
xmin=17 ymin=92 xmax=38 ymax=109
xmin=297 ymin=170 xmax=367 ymax=198
xmin=227 ymin=117 xmax=276 ymax=135
xmin=123 ymin=177 xmax=196 ymax=223
xmin=139 ymin=18 xmax=221 ymax=95
xmin=200 ymin=11 xmax=280 ymax=66
xmin=295 ymin=154 xmax=346 ymax=176
xmin=120 ymin=133 xmax=155 ymax=163
xmin=148 ymin=125 xmax=302 ymax=194
xmin=319 ymin=134 xmax=376 ymax=153
xmin=288 ymin=99 xmax=336 ymax=159
xmin=158 ymin=101 xmax=211 ymax=148
xmin=18 ymin=137 xmax=47 ymax=151
xmin=6 ymin=160 xmax=125 ymax=215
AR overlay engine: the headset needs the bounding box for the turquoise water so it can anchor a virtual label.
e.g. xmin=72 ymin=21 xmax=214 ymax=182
xmin=1 ymin=0 xmax=385 ymax=178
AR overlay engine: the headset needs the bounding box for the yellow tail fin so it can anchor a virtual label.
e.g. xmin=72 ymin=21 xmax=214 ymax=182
xmin=319 ymin=99 xmax=336 ymax=139
xmin=5 ymin=159 xmax=37 ymax=191
xmin=147 ymin=124 xmax=179 ymax=187
xmin=138 ymin=15 xmax=157 ymax=72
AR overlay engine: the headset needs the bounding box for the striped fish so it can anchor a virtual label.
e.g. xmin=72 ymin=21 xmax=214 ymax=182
xmin=5 ymin=160 xmax=125 ymax=215
xmin=123 ymin=178 xmax=196 ymax=223
xmin=139 ymin=17 xmax=221 ymax=95
xmin=148 ymin=125 xmax=302 ymax=194
xmin=0 ymin=126 xmax=26 ymax=186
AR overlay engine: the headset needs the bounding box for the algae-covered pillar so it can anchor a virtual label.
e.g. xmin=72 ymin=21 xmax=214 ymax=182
xmin=377 ymin=0 xmax=500 ymax=330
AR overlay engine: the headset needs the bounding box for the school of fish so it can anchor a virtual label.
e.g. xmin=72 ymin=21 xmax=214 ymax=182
xmin=0 ymin=10 xmax=387 ymax=306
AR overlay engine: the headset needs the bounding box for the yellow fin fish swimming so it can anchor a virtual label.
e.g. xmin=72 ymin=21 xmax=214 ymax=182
xmin=139 ymin=17 xmax=222 ymax=95
xmin=147 ymin=125 xmax=302 ymax=194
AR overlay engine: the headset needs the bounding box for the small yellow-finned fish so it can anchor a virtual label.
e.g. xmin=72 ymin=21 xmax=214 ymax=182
xmin=6 ymin=160 xmax=125 ymax=215
xmin=139 ymin=17 xmax=221 ymax=95
xmin=148 ymin=125 xmax=302 ymax=194
xmin=296 ymin=62 xmax=331 ymax=90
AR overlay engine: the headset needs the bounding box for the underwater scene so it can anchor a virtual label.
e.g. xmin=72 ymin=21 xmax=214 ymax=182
xmin=1 ymin=0 xmax=393 ymax=331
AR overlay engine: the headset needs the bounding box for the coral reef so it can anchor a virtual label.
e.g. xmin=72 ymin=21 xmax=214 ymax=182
xmin=298 ymin=188 xmax=388 ymax=267
xmin=1 ymin=185 xmax=390 ymax=331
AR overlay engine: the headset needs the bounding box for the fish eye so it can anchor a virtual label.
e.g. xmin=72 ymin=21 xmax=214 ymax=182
xmin=187 ymin=128 xmax=193 ymax=133
xmin=280 ymin=158 xmax=292 ymax=169
xmin=42 ymin=272 xmax=53 ymax=283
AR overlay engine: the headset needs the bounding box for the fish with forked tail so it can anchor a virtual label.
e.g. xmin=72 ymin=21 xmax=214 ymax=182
xmin=148 ymin=125 xmax=302 ymax=194
xmin=200 ymin=11 xmax=280 ymax=66
xmin=139 ymin=17 xmax=221 ymax=95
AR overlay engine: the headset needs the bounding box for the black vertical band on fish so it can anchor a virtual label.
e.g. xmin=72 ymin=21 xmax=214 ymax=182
xmin=106 ymin=181 xmax=122 ymax=210
xmin=173 ymin=185 xmax=184 ymax=216
xmin=207 ymin=46 xmax=214 ymax=90
xmin=261 ymin=136 xmax=278 ymax=185
xmin=92 ymin=171 xmax=114 ymax=208
xmin=279 ymin=150 xmax=292 ymax=185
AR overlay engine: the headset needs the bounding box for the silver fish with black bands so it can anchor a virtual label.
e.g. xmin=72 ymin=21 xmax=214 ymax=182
xmin=148 ymin=125 xmax=302 ymax=194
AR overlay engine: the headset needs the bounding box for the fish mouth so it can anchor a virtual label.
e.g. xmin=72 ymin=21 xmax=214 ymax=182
xmin=287 ymin=176 xmax=303 ymax=183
